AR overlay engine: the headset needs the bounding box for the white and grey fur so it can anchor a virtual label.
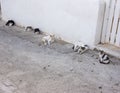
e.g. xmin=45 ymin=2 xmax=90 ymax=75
xmin=6 ymin=20 xmax=15 ymax=26
xmin=77 ymin=45 xmax=89 ymax=54
xmin=72 ymin=41 xmax=89 ymax=54
xmin=42 ymin=35 xmax=55 ymax=45
xmin=98 ymin=50 xmax=110 ymax=64
xmin=25 ymin=26 xmax=33 ymax=31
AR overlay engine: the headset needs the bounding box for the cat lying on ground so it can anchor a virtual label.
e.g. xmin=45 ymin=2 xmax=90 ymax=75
xmin=72 ymin=41 xmax=89 ymax=54
xmin=25 ymin=26 xmax=33 ymax=31
xmin=42 ymin=35 xmax=55 ymax=45
xmin=98 ymin=50 xmax=110 ymax=64
xmin=34 ymin=28 xmax=42 ymax=34
xmin=6 ymin=20 xmax=15 ymax=26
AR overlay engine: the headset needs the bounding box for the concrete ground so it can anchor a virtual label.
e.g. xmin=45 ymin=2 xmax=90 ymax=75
xmin=0 ymin=21 xmax=120 ymax=93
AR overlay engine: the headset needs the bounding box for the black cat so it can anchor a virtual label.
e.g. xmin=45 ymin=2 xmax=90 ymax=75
xmin=34 ymin=28 xmax=42 ymax=34
xmin=6 ymin=20 xmax=15 ymax=26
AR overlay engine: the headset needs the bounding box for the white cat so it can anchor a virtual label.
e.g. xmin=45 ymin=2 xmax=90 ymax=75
xmin=42 ymin=35 xmax=55 ymax=45
xmin=98 ymin=50 xmax=110 ymax=64
xmin=72 ymin=41 xmax=89 ymax=54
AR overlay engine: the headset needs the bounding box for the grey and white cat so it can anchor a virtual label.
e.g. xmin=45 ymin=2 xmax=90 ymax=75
xmin=72 ymin=41 xmax=89 ymax=54
xmin=6 ymin=20 xmax=15 ymax=26
xmin=98 ymin=50 xmax=110 ymax=64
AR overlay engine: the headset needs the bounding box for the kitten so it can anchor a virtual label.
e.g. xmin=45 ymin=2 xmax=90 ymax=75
xmin=6 ymin=20 xmax=15 ymax=26
xmin=77 ymin=45 xmax=89 ymax=54
xmin=72 ymin=41 xmax=89 ymax=54
xmin=42 ymin=35 xmax=55 ymax=45
xmin=72 ymin=41 xmax=84 ymax=52
xmin=26 ymin=26 xmax=33 ymax=31
xmin=98 ymin=50 xmax=110 ymax=64
xmin=34 ymin=28 xmax=41 ymax=34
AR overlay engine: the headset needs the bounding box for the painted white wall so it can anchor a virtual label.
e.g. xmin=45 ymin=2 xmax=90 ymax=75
xmin=1 ymin=0 xmax=100 ymax=46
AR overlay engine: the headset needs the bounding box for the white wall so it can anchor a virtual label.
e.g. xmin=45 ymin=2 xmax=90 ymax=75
xmin=1 ymin=0 xmax=100 ymax=46
xmin=95 ymin=0 xmax=106 ymax=44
